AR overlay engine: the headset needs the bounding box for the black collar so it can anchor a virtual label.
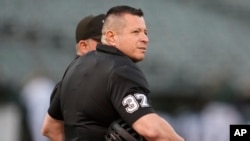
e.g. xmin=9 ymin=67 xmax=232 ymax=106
xmin=96 ymin=44 xmax=124 ymax=56
xmin=75 ymin=55 xmax=80 ymax=59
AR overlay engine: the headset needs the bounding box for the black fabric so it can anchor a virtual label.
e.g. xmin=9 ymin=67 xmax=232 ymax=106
xmin=48 ymin=81 xmax=63 ymax=120
xmin=49 ymin=82 xmax=61 ymax=103
xmin=48 ymin=56 xmax=80 ymax=120
xmin=50 ymin=44 xmax=155 ymax=141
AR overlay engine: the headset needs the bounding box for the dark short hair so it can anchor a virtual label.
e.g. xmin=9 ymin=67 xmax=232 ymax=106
xmin=106 ymin=5 xmax=144 ymax=18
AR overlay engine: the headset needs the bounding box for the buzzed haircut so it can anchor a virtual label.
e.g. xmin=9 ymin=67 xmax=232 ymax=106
xmin=101 ymin=5 xmax=145 ymax=44
xmin=105 ymin=5 xmax=144 ymax=18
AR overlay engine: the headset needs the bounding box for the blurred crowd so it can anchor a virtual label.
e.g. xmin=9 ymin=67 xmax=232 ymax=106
xmin=1 ymin=0 xmax=250 ymax=141
xmin=0 ymin=74 xmax=249 ymax=141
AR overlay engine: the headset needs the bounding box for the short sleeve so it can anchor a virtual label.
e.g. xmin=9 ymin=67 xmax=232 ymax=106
xmin=48 ymin=82 xmax=63 ymax=120
xmin=49 ymin=82 xmax=61 ymax=103
xmin=108 ymin=65 xmax=155 ymax=126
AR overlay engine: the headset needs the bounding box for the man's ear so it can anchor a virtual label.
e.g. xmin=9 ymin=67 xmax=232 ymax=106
xmin=77 ymin=40 xmax=88 ymax=55
xmin=105 ymin=30 xmax=117 ymax=46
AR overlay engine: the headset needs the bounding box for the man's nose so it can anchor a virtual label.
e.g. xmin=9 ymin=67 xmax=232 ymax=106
xmin=141 ymin=34 xmax=149 ymax=44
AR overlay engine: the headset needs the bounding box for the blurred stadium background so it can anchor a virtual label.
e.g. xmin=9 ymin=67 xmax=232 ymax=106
xmin=1 ymin=0 xmax=250 ymax=141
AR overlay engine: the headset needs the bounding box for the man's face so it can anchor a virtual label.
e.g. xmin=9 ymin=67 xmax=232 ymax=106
xmin=115 ymin=14 xmax=149 ymax=62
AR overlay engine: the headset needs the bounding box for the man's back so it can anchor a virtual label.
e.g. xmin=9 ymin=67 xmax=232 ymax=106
xmin=41 ymin=14 xmax=106 ymax=141
xmin=60 ymin=44 xmax=152 ymax=141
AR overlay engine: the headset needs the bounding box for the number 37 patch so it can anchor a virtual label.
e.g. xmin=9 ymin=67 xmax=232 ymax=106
xmin=122 ymin=93 xmax=149 ymax=113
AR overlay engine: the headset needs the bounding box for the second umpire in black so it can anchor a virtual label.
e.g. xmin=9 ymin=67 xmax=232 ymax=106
xmin=49 ymin=5 xmax=184 ymax=141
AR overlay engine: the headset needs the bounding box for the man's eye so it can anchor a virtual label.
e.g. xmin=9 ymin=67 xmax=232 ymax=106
xmin=133 ymin=30 xmax=140 ymax=34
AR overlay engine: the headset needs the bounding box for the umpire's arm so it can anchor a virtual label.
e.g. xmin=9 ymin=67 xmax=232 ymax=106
xmin=41 ymin=113 xmax=64 ymax=141
xmin=132 ymin=113 xmax=185 ymax=141
xmin=41 ymin=82 xmax=64 ymax=141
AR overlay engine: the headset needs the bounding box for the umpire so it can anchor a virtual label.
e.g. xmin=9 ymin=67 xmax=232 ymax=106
xmin=41 ymin=14 xmax=106 ymax=141
xmin=49 ymin=5 xmax=184 ymax=141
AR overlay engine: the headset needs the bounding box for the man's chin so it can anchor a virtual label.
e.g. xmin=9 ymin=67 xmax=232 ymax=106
xmin=132 ymin=57 xmax=144 ymax=63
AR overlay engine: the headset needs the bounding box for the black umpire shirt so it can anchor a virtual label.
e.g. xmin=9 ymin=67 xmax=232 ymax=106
xmin=48 ymin=44 xmax=155 ymax=141
xmin=48 ymin=55 xmax=80 ymax=120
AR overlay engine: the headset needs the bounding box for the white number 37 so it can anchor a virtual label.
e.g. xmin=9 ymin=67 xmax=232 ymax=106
xmin=122 ymin=93 xmax=149 ymax=113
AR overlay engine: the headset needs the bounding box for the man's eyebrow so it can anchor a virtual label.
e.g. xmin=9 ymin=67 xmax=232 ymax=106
xmin=132 ymin=27 xmax=147 ymax=31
